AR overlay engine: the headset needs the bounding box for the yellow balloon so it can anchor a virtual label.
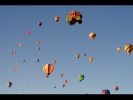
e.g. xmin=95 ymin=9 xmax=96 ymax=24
xmin=117 ymin=47 xmax=122 ymax=52
xmin=124 ymin=44 xmax=133 ymax=55
xmin=89 ymin=56 xmax=94 ymax=62
xmin=42 ymin=64 xmax=54 ymax=78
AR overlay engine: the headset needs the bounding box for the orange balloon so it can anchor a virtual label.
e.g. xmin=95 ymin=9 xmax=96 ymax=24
xmin=43 ymin=64 xmax=54 ymax=78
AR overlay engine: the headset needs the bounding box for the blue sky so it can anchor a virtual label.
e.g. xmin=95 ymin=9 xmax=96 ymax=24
xmin=0 ymin=6 xmax=133 ymax=94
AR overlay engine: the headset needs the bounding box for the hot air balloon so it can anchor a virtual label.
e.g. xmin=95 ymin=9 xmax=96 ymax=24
xmin=54 ymin=16 xmax=60 ymax=22
xmin=79 ymin=74 xmax=84 ymax=82
xmin=53 ymin=85 xmax=56 ymax=88
xmin=114 ymin=86 xmax=119 ymax=91
xmin=42 ymin=64 xmax=54 ymax=78
xmin=38 ymin=21 xmax=42 ymax=26
xmin=66 ymin=11 xmax=82 ymax=25
xmin=124 ymin=44 xmax=133 ymax=55
xmin=23 ymin=59 xmax=26 ymax=63
xmin=36 ymin=41 xmax=40 ymax=46
xmin=11 ymin=50 xmax=16 ymax=55
xmin=37 ymin=58 xmax=40 ymax=63
xmin=89 ymin=32 xmax=96 ymax=40
xmin=65 ymin=80 xmax=68 ymax=84
xmin=6 ymin=82 xmax=12 ymax=88
xmin=89 ymin=56 xmax=94 ymax=62
xmin=26 ymin=31 xmax=31 ymax=35
xmin=61 ymin=73 xmax=63 ymax=78
xmin=82 ymin=52 xmax=87 ymax=56
xmin=62 ymin=84 xmax=65 ymax=88
xmin=117 ymin=47 xmax=122 ymax=52
xmin=19 ymin=43 xmax=23 ymax=48
xmin=52 ymin=59 xmax=56 ymax=65
xmin=37 ymin=47 xmax=40 ymax=50
xmin=101 ymin=89 xmax=110 ymax=95
xmin=76 ymin=53 xmax=80 ymax=59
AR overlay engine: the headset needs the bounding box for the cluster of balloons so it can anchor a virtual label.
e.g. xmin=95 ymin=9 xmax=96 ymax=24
xmin=66 ymin=11 xmax=82 ymax=25
xmin=101 ymin=89 xmax=110 ymax=95
xmin=116 ymin=44 xmax=133 ymax=55
xmin=100 ymin=86 xmax=119 ymax=94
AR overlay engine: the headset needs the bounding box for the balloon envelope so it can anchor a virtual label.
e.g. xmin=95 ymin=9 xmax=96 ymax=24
xmin=43 ymin=64 xmax=54 ymax=78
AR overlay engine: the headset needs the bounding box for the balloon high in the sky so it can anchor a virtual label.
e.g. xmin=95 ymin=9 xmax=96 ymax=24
xmin=54 ymin=16 xmax=60 ymax=22
xmin=37 ymin=58 xmax=40 ymax=63
xmin=79 ymin=74 xmax=84 ymax=82
xmin=23 ymin=59 xmax=26 ymax=63
xmin=76 ymin=53 xmax=80 ymax=59
xmin=89 ymin=32 xmax=96 ymax=40
xmin=37 ymin=47 xmax=40 ymax=50
xmin=124 ymin=44 xmax=133 ymax=55
xmin=11 ymin=50 xmax=16 ymax=55
xmin=61 ymin=73 xmax=63 ymax=78
xmin=65 ymin=80 xmax=68 ymax=84
xmin=82 ymin=52 xmax=87 ymax=56
xmin=7 ymin=82 xmax=12 ymax=88
xmin=62 ymin=84 xmax=65 ymax=88
xmin=66 ymin=11 xmax=82 ymax=25
xmin=26 ymin=31 xmax=31 ymax=35
xmin=89 ymin=56 xmax=94 ymax=62
xmin=52 ymin=59 xmax=56 ymax=65
xmin=19 ymin=43 xmax=23 ymax=48
xmin=36 ymin=40 xmax=40 ymax=46
xmin=38 ymin=21 xmax=42 ymax=26
xmin=43 ymin=64 xmax=54 ymax=78
xmin=117 ymin=47 xmax=122 ymax=52
xmin=53 ymin=85 xmax=56 ymax=88
xmin=101 ymin=89 xmax=110 ymax=94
